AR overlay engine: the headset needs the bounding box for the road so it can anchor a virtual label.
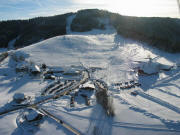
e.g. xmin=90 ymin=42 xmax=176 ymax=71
xmin=35 ymin=107 xmax=82 ymax=135
xmin=0 ymin=70 xmax=89 ymax=115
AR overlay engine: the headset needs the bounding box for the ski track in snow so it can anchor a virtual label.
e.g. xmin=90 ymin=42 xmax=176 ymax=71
xmin=137 ymin=90 xmax=180 ymax=114
xmin=115 ymin=95 xmax=180 ymax=132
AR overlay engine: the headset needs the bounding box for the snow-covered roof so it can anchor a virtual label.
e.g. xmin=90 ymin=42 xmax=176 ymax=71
xmin=139 ymin=57 xmax=173 ymax=74
xmin=25 ymin=110 xmax=39 ymax=121
xmin=81 ymin=81 xmax=95 ymax=89
xmin=159 ymin=63 xmax=172 ymax=70
xmin=140 ymin=61 xmax=159 ymax=74
xmin=13 ymin=93 xmax=25 ymax=100
xmin=30 ymin=64 xmax=41 ymax=72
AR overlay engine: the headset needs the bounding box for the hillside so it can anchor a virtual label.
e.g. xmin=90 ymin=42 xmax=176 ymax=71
xmin=0 ymin=19 xmax=180 ymax=135
xmin=0 ymin=13 xmax=73 ymax=48
xmin=0 ymin=9 xmax=180 ymax=52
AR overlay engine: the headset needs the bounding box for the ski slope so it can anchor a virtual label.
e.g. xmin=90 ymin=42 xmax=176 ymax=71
xmin=0 ymin=15 xmax=180 ymax=135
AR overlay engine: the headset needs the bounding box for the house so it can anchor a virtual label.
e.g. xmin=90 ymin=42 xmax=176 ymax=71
xmin=137 ymin=57 xmax=173 ymax=75
xmin=24 ymin=109 xmax=43 ymax=122
xmin=13 ymin=93 xmax=26 ymax=103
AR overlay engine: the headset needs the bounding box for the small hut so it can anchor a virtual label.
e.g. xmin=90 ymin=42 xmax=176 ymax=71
xmin=13 ymin=93 xmax=26 ymax=103
xmin=137 ymin=57 xmax=173 ymax=75
xmin=24 ymin=109 xmax=43 ymax=122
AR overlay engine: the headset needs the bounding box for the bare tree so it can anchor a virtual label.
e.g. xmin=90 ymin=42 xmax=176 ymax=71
xmin=95 ymin=80 xmax=115 ymax=117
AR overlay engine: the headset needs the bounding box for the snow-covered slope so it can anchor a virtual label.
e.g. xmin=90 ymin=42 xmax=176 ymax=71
xmin=1 ymin=17 xmax=180 ymax=135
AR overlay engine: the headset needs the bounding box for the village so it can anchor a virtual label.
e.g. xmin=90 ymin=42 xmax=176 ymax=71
xmin=0 ymin=50 xmax=177 ymax=134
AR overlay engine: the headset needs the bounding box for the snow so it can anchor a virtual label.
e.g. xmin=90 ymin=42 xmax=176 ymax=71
xmin=0 ymin=15 xmax=180 ymax=135
xmin=8 ymin=35 xmax=20 ymax=50
xmin=66 ymin=14 xmax=76 ymax=34
xmin=8 ymin=38 xmax=16 ymax=50
xmin=0 ymin=112 xmax=18 ymax=134
xmin=16 ymin=61 xmax=29 ymax=69
xmin=35 ymin=119 xmax=72 ymax=135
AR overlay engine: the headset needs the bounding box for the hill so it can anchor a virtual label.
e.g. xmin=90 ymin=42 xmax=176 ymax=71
xmin=0 ymin=25 xmax=180 ymax=134
xmin=0 ymin=9 xmax=180 ymax=52
xmin=0 ymin=13 xmax=73 ymax=48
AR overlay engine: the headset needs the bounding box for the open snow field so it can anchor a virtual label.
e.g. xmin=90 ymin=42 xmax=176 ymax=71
xmin=0 ymin=16 xmax=180 ymax=135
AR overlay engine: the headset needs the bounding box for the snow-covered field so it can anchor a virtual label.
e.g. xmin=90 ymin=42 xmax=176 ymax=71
xmin=1 ymin=16 xmax=180 ymax=135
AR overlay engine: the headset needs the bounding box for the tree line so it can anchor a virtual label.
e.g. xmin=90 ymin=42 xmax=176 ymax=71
xmin=1 ymin=9 xmax=180 ymax=53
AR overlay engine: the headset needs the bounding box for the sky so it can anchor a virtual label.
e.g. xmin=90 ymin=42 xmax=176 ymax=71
xmin=0 ymin=0 xmax=179 ymax=20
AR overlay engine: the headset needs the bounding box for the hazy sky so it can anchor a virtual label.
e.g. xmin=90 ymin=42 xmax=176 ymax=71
xmin=0 ymin=0 xmax=179 ymax=20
